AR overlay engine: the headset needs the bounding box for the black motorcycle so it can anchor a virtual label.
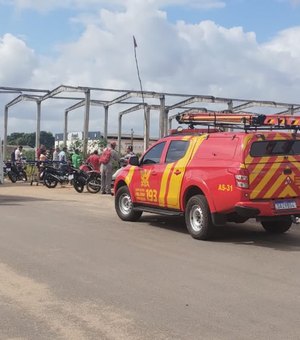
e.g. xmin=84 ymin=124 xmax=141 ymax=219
xmin=86 ymin=171 xmax=101 ymax=193
xmin=75 ymin=163 xmax=101 ymax=194
xmin=73 ymin=168 xmax=101 ymax=194
xmin=72 ymin=168 xmax=89 ymax=193
xmin=5 ymin=161 xmax=27 ymax=183
xmin=43 ymin=164 xmax=74 ymax=188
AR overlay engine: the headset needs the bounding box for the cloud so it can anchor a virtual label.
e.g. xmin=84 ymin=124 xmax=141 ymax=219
xmin=0 ymin=33 xmax=37 ymax=86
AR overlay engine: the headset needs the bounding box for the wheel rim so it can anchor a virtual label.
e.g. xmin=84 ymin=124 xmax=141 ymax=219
xmin=119 ymin=192 xmax=133 ymax=215
xmin=189 ymin=205 xmax=204 ymax=232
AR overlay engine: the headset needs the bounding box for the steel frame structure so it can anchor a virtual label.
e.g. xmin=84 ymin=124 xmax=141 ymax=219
xmin=1 ymin=84 xmax=300 ymax=159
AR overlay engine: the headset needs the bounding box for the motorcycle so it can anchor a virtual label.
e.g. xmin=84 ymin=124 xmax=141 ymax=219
xmin=5 ymin=161 xmax=27 ymax=183
xmin=42 ymin=163 xmax=75 ymax=188
xmin=77 ymin=163 xmax=101 ymax=194
xmin=72 ymin=168 xmax=89 ymax=193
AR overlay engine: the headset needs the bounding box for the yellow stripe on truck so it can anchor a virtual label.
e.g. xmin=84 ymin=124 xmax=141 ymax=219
xmin=125 ymin=166 xmax=135 ymax=186
xmin=166 ymin=136 xmax=206 ymax=209
xmin=159 ymin=163 xmax=174 ymax=206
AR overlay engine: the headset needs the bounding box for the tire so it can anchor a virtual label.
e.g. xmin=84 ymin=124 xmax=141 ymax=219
xmin=86 ymin=176 xmax=101 ymax=194
xmin=185 ymin=194 xmax=213 ymax=240
xmin=73 ymin=176 xmax=86 ymax=193
xmin=8 ymin=172 xmax=17 ymax=183
xmin=44 ymin=174 xmax=58 ymax=188
xmin=261 ymin=219 xmax=292 ymax=234
xmin=20 ymin=171 xmax=27 ymax=182
xmin=115 ymin=186 xmax=142 ymax=221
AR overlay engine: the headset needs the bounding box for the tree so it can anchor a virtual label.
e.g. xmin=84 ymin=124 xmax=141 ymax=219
xmin=7 ymin=131 xmax=55 ymax=149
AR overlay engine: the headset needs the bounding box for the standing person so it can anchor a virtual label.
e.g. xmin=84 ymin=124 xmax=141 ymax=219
xmin=52 ymin=146 xmax=60 ymax=168
xmin=39 ymin=149 xmax=47 ymax=162
xmin=71 ymin=149 xmax=82 ymax=169
xmin=100 ymin=141 xmax=119 ymax=195
xmin=58 ymin=147 xmax=68 ymax=169
xmin=124 ymin=145 xmax=135 ymax=162
xmin=15 ymin=145 xmax=23 ymax=163
xmin=11 ymin=147 xmax=17 ymax=162
xmin=37 ymin=144 xmax=46 ymax=160
xmin=86 ymin=150 xmax=100 ymax=172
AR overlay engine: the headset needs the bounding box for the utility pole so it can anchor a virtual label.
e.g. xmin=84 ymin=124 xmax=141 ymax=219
xmin=131 ymin=128 xmax=134 ymax=147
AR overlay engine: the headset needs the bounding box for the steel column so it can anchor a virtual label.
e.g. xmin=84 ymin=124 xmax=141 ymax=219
xmin=118 ymin=114 xmax=122 ymax=154
xmin=144 ymin=105 xmax=150 ymax=151
xmin=3 ymin=106 xmax=8 ymax=161
xmin=64 ymin=110 xmax=68 ymax=147
xmin=35 ymin=101 xmax=41 ymax=159
xmin=83 ymin=90 xmax=91 ymax=157
xmin=104 ymin=106 xmax=108 ymax=141
xmin=159 ymin=96 xmax=165 ymax=138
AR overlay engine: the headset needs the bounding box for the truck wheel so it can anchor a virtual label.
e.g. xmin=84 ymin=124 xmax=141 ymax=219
xmin=185 ymin=195 xmax=213 ymax=240
xmin=115 ymin=186 xmax=142 ymax=221
xmin=261 ymin=219 xmax=292 ymax=233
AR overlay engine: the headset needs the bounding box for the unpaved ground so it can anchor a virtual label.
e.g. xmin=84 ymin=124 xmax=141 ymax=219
xmin=1 ymin=180 xmax=300 ymax=340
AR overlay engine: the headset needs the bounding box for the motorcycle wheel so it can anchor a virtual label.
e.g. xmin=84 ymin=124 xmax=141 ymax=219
xmin=8 ymin=172 xmax=17 ymax=183
xmin=86 ymin=176 xmax=101 ymax=194
xmin=44 ymin=174 xmax=58 ymax=188
xmin=21 ymin=171 xmax=27 ymax=182
xmin=73 ymin=176 xmax=86 ymax=193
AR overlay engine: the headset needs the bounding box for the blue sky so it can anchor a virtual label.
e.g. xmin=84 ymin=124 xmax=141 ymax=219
xmin=1 ymin=0 xmax=299 ymax=54
xmin=1 ymin=0 xmax=300 ymax=136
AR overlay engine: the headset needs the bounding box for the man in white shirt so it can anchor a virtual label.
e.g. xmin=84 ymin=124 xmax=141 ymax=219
xmin=15 ymin=146 xmax=23 ymax=163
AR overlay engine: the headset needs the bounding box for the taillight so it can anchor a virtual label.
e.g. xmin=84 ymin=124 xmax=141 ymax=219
xmin=235 ymin=173 xmax=249 ymax=189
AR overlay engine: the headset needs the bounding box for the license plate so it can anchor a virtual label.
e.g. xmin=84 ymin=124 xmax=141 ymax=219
xmin=274 ymin=200 xmax=297 ymax=210
xmin=6 ymin=168 xmax=11 ymax=171
xmin=68 ymin=174 xmax=74 ymax=180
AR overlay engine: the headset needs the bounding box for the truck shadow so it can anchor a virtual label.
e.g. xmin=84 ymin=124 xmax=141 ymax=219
xmin=141 ymin=215 xmax=300 ymax=251
xmin=0 ymin=195 xmax=51 ymax=206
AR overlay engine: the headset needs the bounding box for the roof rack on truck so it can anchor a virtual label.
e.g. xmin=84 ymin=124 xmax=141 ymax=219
xmin=175 ymin=111 xmax=300 ymax=131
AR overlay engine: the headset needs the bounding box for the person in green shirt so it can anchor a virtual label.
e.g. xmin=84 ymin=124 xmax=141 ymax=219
xmin=71 ymin=149 xmax=82 ymax=168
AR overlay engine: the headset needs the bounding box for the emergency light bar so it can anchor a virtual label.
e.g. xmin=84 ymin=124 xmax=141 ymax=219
xmin=175 ymin=111 xmax=300 ymax=130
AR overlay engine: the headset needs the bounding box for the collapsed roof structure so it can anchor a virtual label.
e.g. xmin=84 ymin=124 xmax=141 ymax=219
xmin=1 ymin=84 xmax=300 ymax=158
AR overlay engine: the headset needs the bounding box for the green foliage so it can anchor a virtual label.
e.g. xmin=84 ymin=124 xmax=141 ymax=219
xmin=23 ymin=149 xmax=35 ymax=161
xmin=7 ymin=131 xmax=55 ymax=149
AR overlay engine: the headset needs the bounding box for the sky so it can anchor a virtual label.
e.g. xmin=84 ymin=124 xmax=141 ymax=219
xmin=1 ymin=0 xmax=300 ymax=138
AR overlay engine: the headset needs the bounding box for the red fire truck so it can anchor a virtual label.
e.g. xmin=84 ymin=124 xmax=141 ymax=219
xmin=114 ymin=112 xmax=300 ymax=240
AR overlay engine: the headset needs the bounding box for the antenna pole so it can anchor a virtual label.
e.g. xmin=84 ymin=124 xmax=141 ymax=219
xmin=133 ymin=36 xmax=148 ymax=134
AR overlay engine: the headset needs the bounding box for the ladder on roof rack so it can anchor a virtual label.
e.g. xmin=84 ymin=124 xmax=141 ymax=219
xmin=175 ymin=111 xmax=300 ymax=131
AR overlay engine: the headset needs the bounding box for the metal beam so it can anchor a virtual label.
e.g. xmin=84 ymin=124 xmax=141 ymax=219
xmin=232 ymin=100 xmax=293 ymax=112
xmin=106 ymin=91 xmax=162 ymax=107
xmin=0 ymin=86 xmax=48 ymax=93
xmin=119 ymin=104 xmax=146 ymax=116
xmin=41 ymin=85 xmax=84 ymax=101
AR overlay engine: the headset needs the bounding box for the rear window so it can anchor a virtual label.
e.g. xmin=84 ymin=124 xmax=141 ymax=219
xmin=250 ymin=140 xmax=300 ymax=157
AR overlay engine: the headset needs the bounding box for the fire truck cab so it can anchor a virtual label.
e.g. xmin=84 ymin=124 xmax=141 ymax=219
xmin=114 ymin=112 xmax=300 ymax=240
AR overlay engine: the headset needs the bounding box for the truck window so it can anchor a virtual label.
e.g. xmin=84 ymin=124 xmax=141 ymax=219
xmin=141 ymin=142 xmax=166 ymax=165
xmin=165 ymin=140 xmax=189 ymax=163
xmin=250 ymin=140 xmax=300 ymax=156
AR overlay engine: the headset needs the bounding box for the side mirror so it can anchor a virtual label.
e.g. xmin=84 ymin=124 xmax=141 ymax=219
xmin=128 ymin=155 xmax=139 ymax=166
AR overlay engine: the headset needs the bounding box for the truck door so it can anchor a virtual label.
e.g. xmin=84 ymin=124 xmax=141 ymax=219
xmin=132 ymin=141 xmax=166 ymax=205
